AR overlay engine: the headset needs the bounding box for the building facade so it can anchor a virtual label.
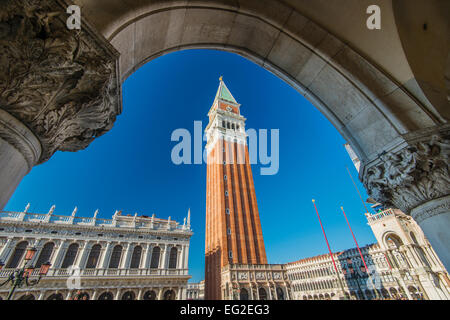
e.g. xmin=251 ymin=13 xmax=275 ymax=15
xmin=286 ymin=207 xmax=450 ymax=300
xmin=186 ymin=280 xmax=205 ymax=300
xmin=204 ymin=78 xmax=289 ymax=300
xmin=0 ymin=205 xmax=193 ymax=300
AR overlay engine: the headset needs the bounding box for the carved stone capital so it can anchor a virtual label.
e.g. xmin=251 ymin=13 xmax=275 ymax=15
xmin=362 ymin=131 xmax=450 ymax=214
xmin=0 ymin=0 xmax=122 ymax=163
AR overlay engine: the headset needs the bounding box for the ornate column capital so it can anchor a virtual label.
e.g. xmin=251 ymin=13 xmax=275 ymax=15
xmin=362 ymin=131 xmax=450 ymax=215
xmin=0 ymin=0 xmax=122 ymax=164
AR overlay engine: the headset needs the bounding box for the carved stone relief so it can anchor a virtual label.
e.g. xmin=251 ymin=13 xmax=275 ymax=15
xmin=0 ymin=0 xmax=121 ymax=163
xmin=362 ymin=134 xmax=450 ymax=214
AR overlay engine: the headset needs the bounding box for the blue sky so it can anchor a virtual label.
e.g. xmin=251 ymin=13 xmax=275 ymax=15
xmin=5 ymin=49 xmax=377 ymax=283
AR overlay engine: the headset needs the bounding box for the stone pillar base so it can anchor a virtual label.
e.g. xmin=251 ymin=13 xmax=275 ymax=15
xmin=411 ymin=196 xmax=450 ymax=272
xmin=0 ymin=110 xmax=41 ymax=210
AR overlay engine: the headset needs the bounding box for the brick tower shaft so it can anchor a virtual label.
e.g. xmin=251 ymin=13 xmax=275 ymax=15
xmin=204 ymin=77 xmax=267 ymax=300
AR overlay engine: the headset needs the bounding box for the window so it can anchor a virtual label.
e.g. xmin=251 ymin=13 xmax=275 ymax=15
xmin=35 ymin=242 xmax=55 ymax=268
xmin=169 ymin=247 xmax=178 ymax=269
xmin=227 ymin=228 xmax=231 ymax=235
xmin=222 ymin=120 xmax=225 ymax=128
xmin=85 ymin=244 xmax=102 ymax=269
xmin=130 ymin=245 xmax=142 ymax=269
xmin=224 ymin=175 xmax=227 ymax=180
xmin=6 ymin=241 xmax=28 ymax=268
xmin=225 ymin=191 xmax=228 ymax=196
xmin=229 ymin=251 xmax=233 ymax=258
xmin=231 ymin=123 xmax=235 ymax=130
xmin=108 ymin=245 xmax=123 ymax=269
xmin=150 ymin=246 xmax=161 ymax=269
xmin=61 ymin=243 xmax=79 ymax=268
xmin=226 ymin=208 xmax=230 ymax=214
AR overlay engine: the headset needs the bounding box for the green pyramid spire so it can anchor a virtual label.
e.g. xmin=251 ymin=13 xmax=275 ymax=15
xmin=215 ymin=76 xmax=238 ymax=104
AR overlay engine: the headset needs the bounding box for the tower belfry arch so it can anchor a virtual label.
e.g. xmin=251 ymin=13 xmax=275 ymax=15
xmin=0 ymin=0 xmax=449 ymax=273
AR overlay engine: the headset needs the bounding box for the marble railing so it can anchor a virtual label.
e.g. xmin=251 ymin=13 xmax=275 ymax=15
xmin=367 ymin=209 xmax=394 ymax=224
xmin=0 ymin=211 xmax=191 ymax=232
xmin=0 ymin=267 xmax=189 ymax=278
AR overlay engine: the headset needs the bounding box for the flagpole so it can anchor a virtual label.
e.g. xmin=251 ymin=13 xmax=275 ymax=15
xmin=340 ymin=206 xmax=380 ymax=299
xmin=346 ymin=166 xmax=370 ymax=213
xmin=312 ymin=199 xmax=347 ymax=299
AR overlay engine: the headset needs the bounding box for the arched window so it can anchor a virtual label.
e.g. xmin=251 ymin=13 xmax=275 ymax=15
xmin=239 ymin=288 xmax=249 ymax=300
xmin=130 ymin=245 xmax=142 ymax=269
xmin=18 ymin=294 xmax=35 ymax=300
xmin=276 ymin=287 xmax=285 ymax=300
xmin=36 ymin=243 xmax=56 ymax=268
xmin=98 ymin=292 xmax=114 ymax=300
xmin=258 ymin=287 xmax=267 ymax=300
xmin=108 ymin=245 xmax=122 ymax=269
xmin=143 ymin=290 xmax=156 ymax=300
xmin=121 ymin=291 xmax=135 ymax=300
xmin=35 ymin=242 xmax=55 ymax=268
xmin=6 ymin=241 xmax=28 ymax=268
xmin=169 ymin=247 xmax=178 ymax=269
xmin=61 ymin=243 xmax=79 ymax=268
xmin=85 ymin=244 xmax=102 ymax=269
xmin=150 ymin=246 xmax=161 ymax=269
xmin=47 ymin=293 xmax=64 ymax=300
xmin=163 ymin=289 xmax=176 ymax=300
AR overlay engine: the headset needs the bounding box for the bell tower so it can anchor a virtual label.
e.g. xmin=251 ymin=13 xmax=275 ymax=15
xmin=204 ymin=77 xmax=267 ymax=300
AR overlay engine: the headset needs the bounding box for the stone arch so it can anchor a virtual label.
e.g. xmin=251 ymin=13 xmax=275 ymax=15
xmin=46 ymin=292 xmax=64 ymax=300
xmin=17 ymin=293 xmax=36 ymax=300
xmin=121 ymin=290 xmax=136 ymax=300
xmin=0 ymin=0 xmax=449 ymax=274
xmin=35 ymin=242 xmax=55 ymax=268
xmin=150 ymin=246 xmax=161 ymax=269
xmin=85 ymin=0 xmax=442 ymax=168
xmin=258 ymin=287 xmax=267 ymax=300
xmin=239 ymin=287 xmax=249 ymax=300
xmin=108 ymin=244 xmax=123 ymax=269
xmin=130 ymin=245 xmax=143 ymax=269
xmin=383 ymin=232 xmax=404 ymax=250
xmin=163 ymin=289 xmax=176 ymax=300
xmin=98 ymin=291 xmax=114 ymax=300
xmin=143 ymin=290 xmax=157 ymax=300
xmin=6 ymin=240 xmax=28 ymax=268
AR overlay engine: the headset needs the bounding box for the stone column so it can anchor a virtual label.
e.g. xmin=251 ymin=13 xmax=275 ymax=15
xmin=38 ymin=291 xmax=46 ymax=300
xmin=143 ymin=244 xmax=152 ymax=269
xmin=121 ymin=243 xmax=133 ymax=269
xmin=176 ymin=245 xmax=183 ymax=269
xmin=76 ymin=242 xmax=91 ymax=269
xmin=183 ymin=243 xmax=190 ymax=271
xmin=0 ymin=110 xmax=41 ymax=211
xmin=362 ymin=133 xmax=450 ymax=271
xmin=100 ymin=242 xmax=113 ymax=269
xmin=91 ymin=291 xmax=98 ymax=300
xmin=0 ymin=0 xmax=121 ymax=211
xmin=115 ymin=289 xmax=122 ymax=300
xmin=0 ymin=238 xmax=16 ymax=263
xmin=161 ymin=245 xmax=169 ymax=269
xmin=137 ymin=288 xmax=143 ymax=300
xmin=52 ymin=241 xmax=69 ymax=269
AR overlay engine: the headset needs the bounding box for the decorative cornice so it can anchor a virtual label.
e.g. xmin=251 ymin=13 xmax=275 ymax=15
xmin=362 ymin=131 xmax=450 ymax=214
xmin=0 ymin=0 xmax=122 ymax=163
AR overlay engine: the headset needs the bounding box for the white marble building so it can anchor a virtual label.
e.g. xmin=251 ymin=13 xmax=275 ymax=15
xmin=0 ymin=205 xmax=193 ymax=300
xmin=221 ymin=264 xmax=291 ymax=300
xmin=186 ymin=280 xmax=205 ymax=300
xmin=286 ymin=207 xmax=450 ymax=300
